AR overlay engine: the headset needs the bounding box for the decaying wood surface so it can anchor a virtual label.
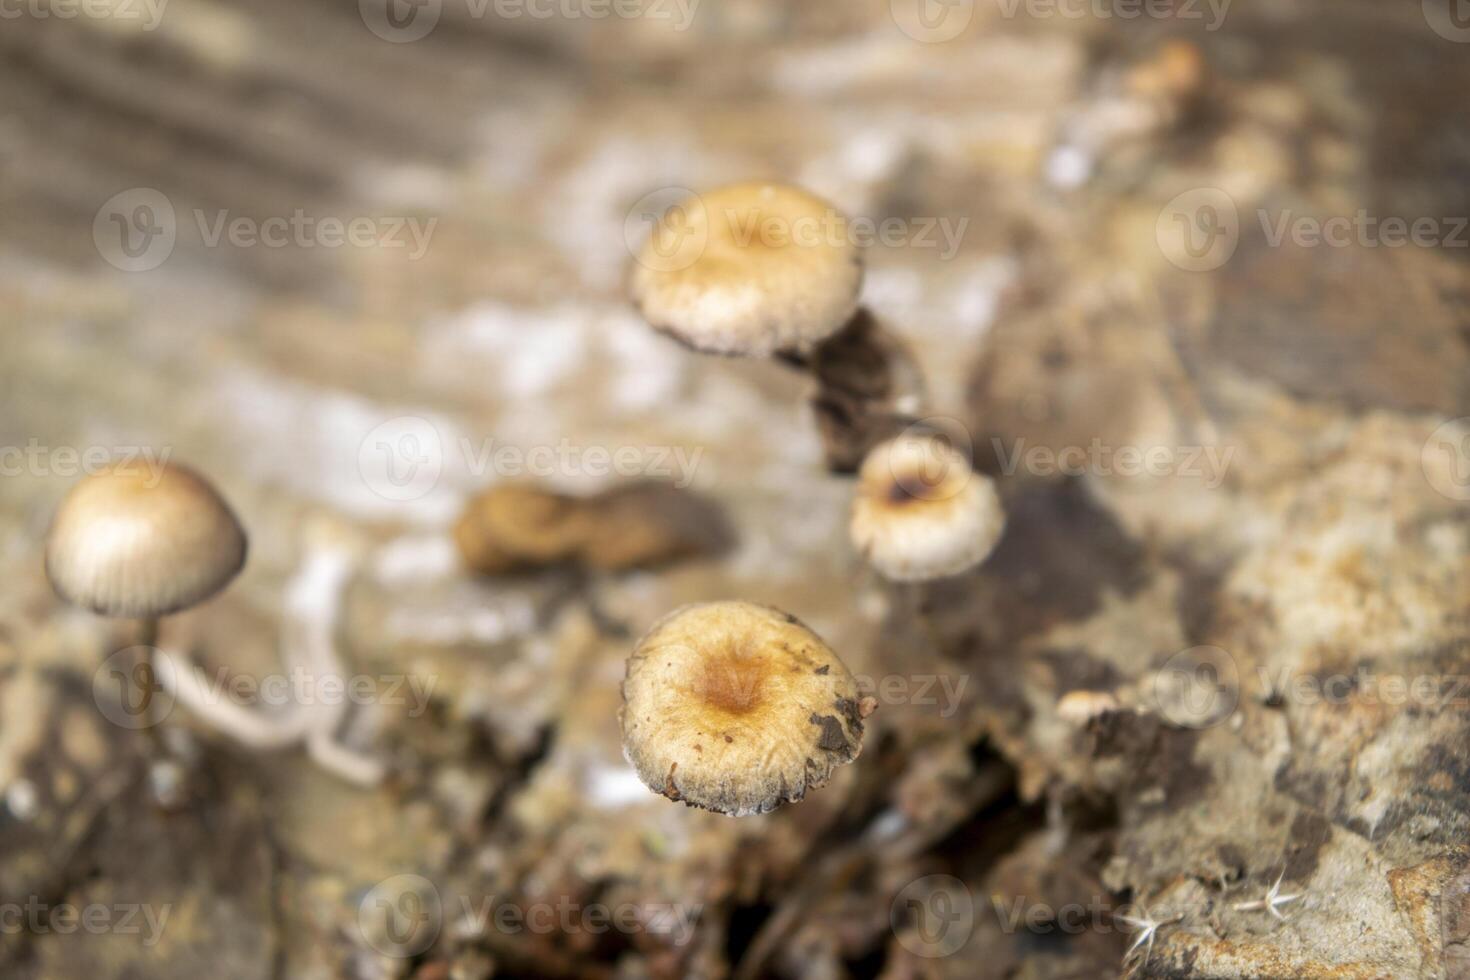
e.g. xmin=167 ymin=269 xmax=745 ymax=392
xmin=0 ymin=1 xmax=1467 ymax=977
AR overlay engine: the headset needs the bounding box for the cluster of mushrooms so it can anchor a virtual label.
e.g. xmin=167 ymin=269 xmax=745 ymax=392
xmin=43 ymin=181 xmax=1006 ymax=818
xmin=620 ymin=182 xmax=1007 ymax=815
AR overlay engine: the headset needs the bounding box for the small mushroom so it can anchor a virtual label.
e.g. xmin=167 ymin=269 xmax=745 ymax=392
xmin=629 ymin=182 xmax=864 ymax=358
xmin=620 ymin=601 xmax=875 ymax=817
xmin=453 ymin=483 xmax=591 ymax=575
xmin=453 ymin=481 xmax=733 ymax=575
xmin=849 ymin=433 xmax=1005 ymax=582
xmin=46 ymin=464 xmax=383 ymax=785
xmin=46 ymin=462 xmax=247 ymax=622
xmin=46 ymin=462 xmax=247 ymax=729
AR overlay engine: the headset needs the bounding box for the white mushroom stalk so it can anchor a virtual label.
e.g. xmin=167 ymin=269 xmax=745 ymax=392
xmin=157 ymin=532 xmax=386 ymax=786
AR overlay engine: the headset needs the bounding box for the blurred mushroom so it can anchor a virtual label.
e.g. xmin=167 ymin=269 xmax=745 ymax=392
xmin=620 ymin=601 xmax=875 ymax=816
xmin=46 ymin=464 xmax=383 ymax=785
xmin=46 ymin=462 xmax=247 ymax=726
xmin=453 ymin=481 xmax=731 ymax=575
xmin=577 ymin=482 xmax=733 ymax=571
xmin=849 ymin=432 xmax=1006 ymax=582
xmin=46 ymin=462 xmax=247 ymax=625
xmin=630 ymin=182 xmax=864 ymax=358
xmin=453 ymin=483 xmax=590 ymax=575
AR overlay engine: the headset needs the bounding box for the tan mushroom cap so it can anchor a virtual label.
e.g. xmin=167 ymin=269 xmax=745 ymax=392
xmin=850 ymin=433 xmax=1005 ymax=582
xmin=453 ymin=483 xmax=591 ymax=575
xmin=629 ymin=182 xmax=865 ymax=357
xmin=620 ymin=601 xmax=873 ymax=817
xmin=45 ymin=462 xmax=247 ymax=617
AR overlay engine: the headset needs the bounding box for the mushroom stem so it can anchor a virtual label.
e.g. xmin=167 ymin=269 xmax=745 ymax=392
xmin=155 ymin=646 xmax=315 ymax=749
xmin=134 ymin=617 xmax=161 ymax=735
xmin=155 ymin=530 xmax=387 ymax=786
xmin=808 ymin=309 xmax=930 ymax=473
xmin=306 ymin=729 xmax=386 ymax=786
xmin=903 ymin=582 xmax=946 ymax=656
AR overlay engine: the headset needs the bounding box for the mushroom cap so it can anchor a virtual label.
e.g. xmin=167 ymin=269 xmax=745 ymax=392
xmin=850 ymin=433 xmax=1005 ymax=582
xmin=45 ymin=462 xmax=247 ymax=617
xmin=453 ymin=483 xmax=591 ymax=575
xmin=629 ymin=182 xmax=864 ymax=357
xmin=620 ymin=601 xmax=871 ymax=816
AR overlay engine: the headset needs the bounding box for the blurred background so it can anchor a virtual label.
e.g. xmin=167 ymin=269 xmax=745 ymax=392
xmin=1 ymin=0 xmax=1469 ymax=977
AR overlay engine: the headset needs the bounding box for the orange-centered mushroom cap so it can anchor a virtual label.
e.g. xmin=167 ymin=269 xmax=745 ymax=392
xmin=620 ymin=601 xmax=873 ymax=816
